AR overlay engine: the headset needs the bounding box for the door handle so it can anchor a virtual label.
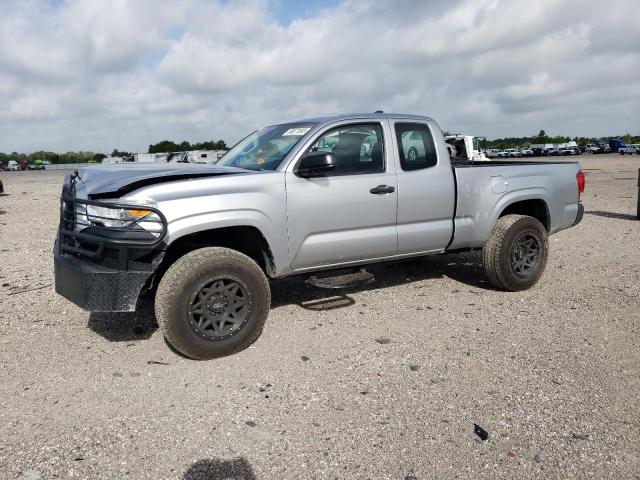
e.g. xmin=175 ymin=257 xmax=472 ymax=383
xmin=370 ymin=185 xmax=395 ymax=194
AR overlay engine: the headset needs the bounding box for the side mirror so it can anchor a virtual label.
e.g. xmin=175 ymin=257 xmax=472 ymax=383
xmin=295 ymin=151 xmax=336 ymax=178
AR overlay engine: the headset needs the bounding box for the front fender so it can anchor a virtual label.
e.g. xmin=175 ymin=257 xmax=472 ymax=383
xmin=124 ymin=172 xmax=291 ymax=276
xmin=164 ymin=209 xmax=290 ymax=276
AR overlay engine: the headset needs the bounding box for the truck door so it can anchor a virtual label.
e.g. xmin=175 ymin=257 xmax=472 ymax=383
xmin=285 ymin=122 xmax=398 ymax=270
xmin=392 ymin=121 xmax=455 ymax=254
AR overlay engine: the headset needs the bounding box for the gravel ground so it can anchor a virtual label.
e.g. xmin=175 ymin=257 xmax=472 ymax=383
xmin=0 ymin=154 xmax=638 ymax=479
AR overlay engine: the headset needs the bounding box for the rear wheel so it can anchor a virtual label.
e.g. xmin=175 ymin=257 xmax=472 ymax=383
xmin=482 ymin=215 xmax=548 ymax=291
xmin=155 ymin=247 xmax=270 ymax=360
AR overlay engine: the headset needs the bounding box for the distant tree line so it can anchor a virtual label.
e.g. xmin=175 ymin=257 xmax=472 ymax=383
xmin=485 ymin=130 xmax=640 ymax=149
xmin=0 ymin=140 xmax=228 ymax=165
xmin=148 ymin=139 xmax=228 ymax=154
xmin=0 ymin=150 xmax=108 ymax=165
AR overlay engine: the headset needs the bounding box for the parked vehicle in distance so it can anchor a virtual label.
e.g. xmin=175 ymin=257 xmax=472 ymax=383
xmin=502 ymin=148 xmax=520 ymax=158
xmin=101 ymin=156 xmax=126 ymax=165
xmin=519 ymin=148 xmax=534 ymax=157
xmin=7 ymin=160 xmax=20 ymax=171
xmin=585 ymin=143 xmax=607 ymax=154
xmin=609 ymin=139 xmax=625 ymax=153
xmin=530 ymin=143 xmax=554 ymax=154
xmin=619 ymin=145 xmax=637 ymax=155
xmin=585 ymin=144 xmax=598 ymax=153
xmin=54 ymin=112 xmax=585 ymax=360
xmin=30 ymin=159 xmax=46 ymax=170
xmin=166 ymin=150 xmax=228 ymax=164
xmin=485 ymin=149 xmax=503 ymax=159
xmin=548 ymin=148 xmax=562 ymax=156
xmin=560 ymin=147 xmax=574 ymax=156
xmin=531 ymin=147 xmax=548 ymax=157
xmin=444 ymin=134 xmax=489 ymax=161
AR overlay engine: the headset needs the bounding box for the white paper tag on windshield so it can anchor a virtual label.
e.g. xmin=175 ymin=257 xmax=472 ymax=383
xmin=283 ymin=127 xmax=310 ymax=136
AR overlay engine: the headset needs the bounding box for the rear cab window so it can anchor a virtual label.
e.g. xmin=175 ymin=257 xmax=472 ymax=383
xmin=394 ymin=123 xmax=437 ymax=171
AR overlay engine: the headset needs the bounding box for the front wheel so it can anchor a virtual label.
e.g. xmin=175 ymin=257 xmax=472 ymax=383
xmin=155 ymin=247 xmax=270 ymax=360
xmin=482 ymin=215 xmax=549 ymax=291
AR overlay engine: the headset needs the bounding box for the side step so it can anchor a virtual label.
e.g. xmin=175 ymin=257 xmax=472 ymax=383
xmin=306 ymin=269 xmax=375 ymax=289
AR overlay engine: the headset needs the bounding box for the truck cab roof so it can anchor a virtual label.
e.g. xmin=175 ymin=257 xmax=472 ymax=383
xmin=281 ymin=112 xmax=435 ymax=126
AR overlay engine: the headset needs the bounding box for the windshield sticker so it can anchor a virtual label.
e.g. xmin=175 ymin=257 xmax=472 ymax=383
xmin=282 ymin=127 xmax=311 ymax=136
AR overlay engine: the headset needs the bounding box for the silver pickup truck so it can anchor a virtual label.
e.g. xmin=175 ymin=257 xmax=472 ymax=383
xmin=54 ymin=113 xmax=585 ymax=359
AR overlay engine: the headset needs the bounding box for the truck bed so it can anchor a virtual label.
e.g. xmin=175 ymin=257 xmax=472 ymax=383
xmin=448 ymin=159 xmax=582 ymax=250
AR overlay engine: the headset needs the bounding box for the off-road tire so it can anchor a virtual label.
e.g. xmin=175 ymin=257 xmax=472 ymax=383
xmin=155 ymin=247 xmax=270 ymax=360
xmin=482 ymin=214 xmax=548 ymax=291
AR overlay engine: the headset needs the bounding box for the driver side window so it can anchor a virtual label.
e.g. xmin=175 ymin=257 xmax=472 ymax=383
xmin=307 ymin=123 xmax=385 ymax=175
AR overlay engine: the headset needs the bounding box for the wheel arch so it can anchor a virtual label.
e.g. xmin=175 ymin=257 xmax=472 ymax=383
xmin=498 ymin=198 xmax=550 ymax=231
xmin=156 ymin=225 xmax=277 ymax=289
xmin=449 ymin=189 xmax=553 ymax=251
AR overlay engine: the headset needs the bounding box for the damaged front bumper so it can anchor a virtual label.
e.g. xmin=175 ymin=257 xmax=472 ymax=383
xmin=54 ymin=176 xmax=167 ymax=312
xmin=54 ymin=249 xmax=157 ymax=312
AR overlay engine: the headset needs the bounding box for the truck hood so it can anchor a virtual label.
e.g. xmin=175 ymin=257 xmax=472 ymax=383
xmin=76 ymin=164 xmax=253 ymax=198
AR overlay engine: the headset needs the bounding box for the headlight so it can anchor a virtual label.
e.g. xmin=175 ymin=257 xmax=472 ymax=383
xmin=85 ymin=203 xmax=162 ymax=232
xmin=86 ymin=205 xmax=150 ymax=227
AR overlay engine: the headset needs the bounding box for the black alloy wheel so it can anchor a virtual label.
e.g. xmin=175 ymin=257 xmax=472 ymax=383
xmin=187 ymin=276 xmax=252 ymax=341
xmin=510 ymin=232 xmax=541 ymax=278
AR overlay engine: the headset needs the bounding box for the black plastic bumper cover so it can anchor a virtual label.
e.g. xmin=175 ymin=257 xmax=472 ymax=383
xmin=54 ymin=251 xmax=154 ymax=312
xmin=573 ymin=203 xmax=584 ymax=226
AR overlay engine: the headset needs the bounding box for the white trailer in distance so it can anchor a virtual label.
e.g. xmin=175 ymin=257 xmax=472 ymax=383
xmin=444 ymin=134 xmax=489 ymax=161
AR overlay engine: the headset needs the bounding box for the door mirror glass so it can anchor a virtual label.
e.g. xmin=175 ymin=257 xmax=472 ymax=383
xmin=296 ymin=151 xmax=336 ymax=177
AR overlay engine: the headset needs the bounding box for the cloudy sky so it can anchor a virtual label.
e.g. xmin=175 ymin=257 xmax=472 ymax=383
xmin=1 ymin=0 xmax=638 ymax=153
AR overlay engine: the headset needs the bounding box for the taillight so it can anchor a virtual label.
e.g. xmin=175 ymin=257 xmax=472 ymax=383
xmin=576 ymin=170 xmax=585 ymax=201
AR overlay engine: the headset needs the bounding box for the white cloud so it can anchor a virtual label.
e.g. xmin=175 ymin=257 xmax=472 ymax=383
xmin=0 ymin=0 xmax=638 ymax=153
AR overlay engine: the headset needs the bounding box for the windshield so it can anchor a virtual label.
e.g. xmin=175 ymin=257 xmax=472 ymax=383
xmin=216 ymin=123 xmax=316 ymax=171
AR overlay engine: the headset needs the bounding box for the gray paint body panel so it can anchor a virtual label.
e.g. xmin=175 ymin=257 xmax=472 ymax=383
xmin=389 ymin=118 xmax=456 ymax=255
xmin=450 ymin=162 xmax=581 ymax=249
xmin=284 ymin=118 xmax=398 ymax=269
